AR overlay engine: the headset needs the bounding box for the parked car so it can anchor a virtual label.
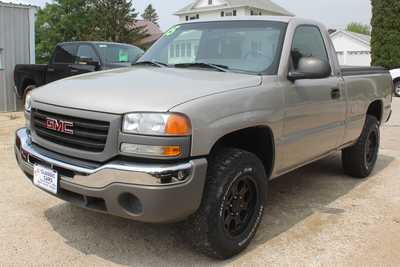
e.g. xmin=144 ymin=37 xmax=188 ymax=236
xmin=15 ymin=17 xmax=392 ymax=259
xmin=14 ymin=42 xmax=144 ymax=102
xmin=390 ymin=68 xmax=400 ymax=97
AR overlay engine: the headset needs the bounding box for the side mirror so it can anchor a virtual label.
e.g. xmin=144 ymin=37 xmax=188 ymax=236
xmin=288 ymin=57 xmax=331 ymax=81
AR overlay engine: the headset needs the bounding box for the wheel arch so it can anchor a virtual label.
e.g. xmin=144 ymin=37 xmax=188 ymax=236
xmin=209 ymin=126 xmax=275 ymax=178
xmin=366 ymin=99 xmax=383 ymax=124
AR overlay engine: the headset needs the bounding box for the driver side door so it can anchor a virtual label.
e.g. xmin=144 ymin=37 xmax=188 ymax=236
xmin=282 ymin=25 xmax=346 ymax=170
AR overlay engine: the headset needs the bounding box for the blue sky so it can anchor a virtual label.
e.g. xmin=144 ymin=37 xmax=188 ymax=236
xmin=11 ymin=0 xmax=372 ymax=31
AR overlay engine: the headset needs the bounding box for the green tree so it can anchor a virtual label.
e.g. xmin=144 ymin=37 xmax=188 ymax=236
xmin=142 ymin=4 xmax=159 ymax=27
xmin=35 ymin=0 xmax=94 ymax=63
xmin=345 ymin=22 xmax=371 ymax=35
xmin=371 ymin=0 xmax=400 ymax=68
xmin=89 ymin=0 xmax=148 ymax=44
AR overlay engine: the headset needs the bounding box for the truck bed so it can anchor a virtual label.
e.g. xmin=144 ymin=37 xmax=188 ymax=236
xmin=341 ymin=66 xmax=388 ymax=76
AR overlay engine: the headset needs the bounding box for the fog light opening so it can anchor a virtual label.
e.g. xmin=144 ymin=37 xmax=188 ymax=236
xmin=118 ymin=193 xmax=143 ymax=215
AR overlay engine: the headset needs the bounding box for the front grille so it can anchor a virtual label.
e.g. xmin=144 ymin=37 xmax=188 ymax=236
xmin=32 ymin=109 xmax=110 ymax=153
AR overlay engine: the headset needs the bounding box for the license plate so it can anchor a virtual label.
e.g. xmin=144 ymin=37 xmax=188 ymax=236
xmin=33 ymin=165 xmax=58 ymax=194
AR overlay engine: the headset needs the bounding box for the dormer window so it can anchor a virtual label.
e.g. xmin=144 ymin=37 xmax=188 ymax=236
xmin=208 ymin=0 xmax=212 ymax=5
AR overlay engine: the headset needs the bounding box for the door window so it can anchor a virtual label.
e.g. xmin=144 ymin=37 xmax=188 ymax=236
xmin=291 ymin=26 xmax=329 ymax=70
xmin=77 ymin=45 xmax=100 ymax=62
xmin=53 ymin=44 xmax=77 ymax=64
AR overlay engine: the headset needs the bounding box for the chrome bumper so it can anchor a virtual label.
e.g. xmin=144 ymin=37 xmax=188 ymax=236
xmin=15 ymin=128 xmax=208 ymax=223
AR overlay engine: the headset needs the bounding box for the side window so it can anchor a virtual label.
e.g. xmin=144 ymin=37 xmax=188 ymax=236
xmin=291 ymin=26 xmax=329 ymax=70
xmin=77 ymin=45 xmax=99 ymax=62
xmin=53 ymin=44 xmax=77 ymax=64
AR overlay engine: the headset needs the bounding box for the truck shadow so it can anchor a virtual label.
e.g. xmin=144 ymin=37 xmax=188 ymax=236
xmin=44 ymin=153 xmax=395 ymax=266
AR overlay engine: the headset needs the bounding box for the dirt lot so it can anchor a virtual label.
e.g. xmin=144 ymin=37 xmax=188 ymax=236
xmin=1 ymin=99 xmax=400 ymax=266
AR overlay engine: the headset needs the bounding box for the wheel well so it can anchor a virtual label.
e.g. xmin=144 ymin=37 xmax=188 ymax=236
xmin=22 ymin=79 xmax=35 ymax=92
xmin=367 ymin=100 xmax=383 ymax=123
xmin=211 ymin=127 xmax=274 ymax=177
xmin=393 ymin=77 xmax=400 ymax=85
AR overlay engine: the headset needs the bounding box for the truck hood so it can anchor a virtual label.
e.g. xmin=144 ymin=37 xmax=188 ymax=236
xmin=33 ymin=67 xmax=262 ymax=114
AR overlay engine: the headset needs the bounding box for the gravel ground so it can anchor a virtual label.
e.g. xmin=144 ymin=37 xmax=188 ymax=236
xmin=0 ymin=99 xmax=399 ymax=266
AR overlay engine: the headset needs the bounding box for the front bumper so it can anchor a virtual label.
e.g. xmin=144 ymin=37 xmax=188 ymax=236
xmin=15 ymin=128 xmax=208 ymax=223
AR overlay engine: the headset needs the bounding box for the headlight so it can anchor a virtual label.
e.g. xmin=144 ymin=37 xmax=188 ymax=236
xmin=24 ymin=91 xmax=33 ymax=112
xmin=122 ymin=113 xmax=191 ymax=136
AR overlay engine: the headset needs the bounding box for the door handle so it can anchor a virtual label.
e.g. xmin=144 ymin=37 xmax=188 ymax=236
xmin=70 ymin=69 xmax=79 ymax=74
xmin=331 ymin=88 xmax=341 ymax=99
xmin=47 ymin=68 xmax=55 ymax=72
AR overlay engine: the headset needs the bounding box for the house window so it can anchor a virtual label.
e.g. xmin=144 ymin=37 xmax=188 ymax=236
xmin=186 ymin=16 xmax=189 ymax=21
xmin=250 ymin=10 xmax=254 ymax=15
xmin=0 ymin=48 xmax=3 ymax=70
xmin=187 ymin=43 xmax=192 ymax=57
xmin=189 ymin=14 xmax=199 ymax=20
xmin=181 ymin=43 xmax=186 ymax=57
xmin=221 ymin=11 xmax=224 ymax=17
xmin=208 ymin=0 xmax=213 ymax=5
xmin=233 ymin=10 xmax=237 ymax=16
xmin=196 ymin=14 xmax=200 ymax=19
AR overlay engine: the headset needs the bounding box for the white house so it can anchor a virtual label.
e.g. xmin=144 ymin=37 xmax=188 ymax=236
xmin=330 ymin=30 xmax=371 ymax=66
xmin=0 ymin=1 xmax=37 ymax=112
xmin=175 ymin=0 xmax=294 ymax=22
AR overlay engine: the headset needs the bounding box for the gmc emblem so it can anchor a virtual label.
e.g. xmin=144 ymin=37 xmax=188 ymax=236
xmin=45 ymin=117 xmax=74 ymax=135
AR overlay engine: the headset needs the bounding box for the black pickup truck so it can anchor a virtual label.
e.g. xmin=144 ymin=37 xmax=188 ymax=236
xmin=14 ymin=41 xmax=144 ymax=101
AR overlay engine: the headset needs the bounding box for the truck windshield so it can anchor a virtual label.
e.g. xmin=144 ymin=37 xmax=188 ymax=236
xmin=96 ymin=44 xmax=144 ymax=64
xmin=140 ymin=21 xmax=287 ymax=75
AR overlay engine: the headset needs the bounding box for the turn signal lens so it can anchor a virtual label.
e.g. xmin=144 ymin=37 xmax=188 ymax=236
xmin=165 ymin=114 xmax=191 ymax=136
xmin=121 ymin=143 xmax=182 ymax=157
xmin=162 ymin=146 xmax=182 ymax=157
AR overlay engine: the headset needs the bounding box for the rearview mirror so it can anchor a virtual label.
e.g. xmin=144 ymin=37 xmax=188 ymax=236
xmin=288 ymin=57 xmax=331 ymax=81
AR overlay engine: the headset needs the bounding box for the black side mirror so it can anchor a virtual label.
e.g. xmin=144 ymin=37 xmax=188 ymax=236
xmin=288 ymin=57 xmax=331 ymax=81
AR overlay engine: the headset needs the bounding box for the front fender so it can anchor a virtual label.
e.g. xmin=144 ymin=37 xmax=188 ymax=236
xmin=169 ymin=79 xmax=285 ymax=157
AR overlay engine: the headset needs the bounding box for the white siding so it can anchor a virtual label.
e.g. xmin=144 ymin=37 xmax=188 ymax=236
xmin=331 ymin=32 xmax=371 ymax=66
xmin=179 ymin=7 xmax=246 ymax=21
xmin=0 ymin=4 xmax=36 ymax=112
xmin=194 ymin=0 xmax=226 ymax=8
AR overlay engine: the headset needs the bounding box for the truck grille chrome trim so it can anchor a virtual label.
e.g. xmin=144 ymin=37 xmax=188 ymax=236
xmin=32 ymin=109 xmax=110 ymax=152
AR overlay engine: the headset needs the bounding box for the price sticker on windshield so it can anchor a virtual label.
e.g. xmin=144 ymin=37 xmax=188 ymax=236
xmin=164 ymin=25 xmax=181 ymax=37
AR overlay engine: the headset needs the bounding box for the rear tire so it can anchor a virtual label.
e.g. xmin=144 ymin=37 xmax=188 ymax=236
xmin=22 ymin=85 xmax=36 ymax=104
xmin=342 ymin=115 xmax=380 ymax=178
xmin=394 ymin=81 xmax=400 ymax=97
xmin=185 ymin=148 xmax=268 ymax=259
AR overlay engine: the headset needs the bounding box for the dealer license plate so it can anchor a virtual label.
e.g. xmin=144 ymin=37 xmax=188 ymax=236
xmin=33 ymin=165 xmax=58 ymax=194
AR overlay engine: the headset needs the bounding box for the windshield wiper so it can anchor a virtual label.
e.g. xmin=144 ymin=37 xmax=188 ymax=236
xmin=133 ymin=60 xmax=168 ymax=67
xmin=174 ymin=62 xmax=230 ymax=72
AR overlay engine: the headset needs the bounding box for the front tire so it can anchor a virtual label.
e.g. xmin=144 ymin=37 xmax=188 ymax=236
xmin=185 ymin=148 xmax=268 ymax=259
xmin=342 ymin=115 xmax=380 ymax=178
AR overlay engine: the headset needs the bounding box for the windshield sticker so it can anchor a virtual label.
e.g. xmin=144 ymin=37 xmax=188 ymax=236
xmin=164 ymin=25 xmax=181 ymax=37
xmin=119 ymin=50 xmax=129 ymax=62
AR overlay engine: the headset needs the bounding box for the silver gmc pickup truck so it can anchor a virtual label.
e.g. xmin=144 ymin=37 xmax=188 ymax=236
xmin=15 ymin=17 xmax=393 ymax=259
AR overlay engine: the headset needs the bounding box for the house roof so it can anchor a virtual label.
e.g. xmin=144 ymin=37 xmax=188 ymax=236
xmin=330 ymin=30 xmax=371 ymax=47
xmin=175 ymin=0 xmax=293 ymax=16
xmin=132 ymin=20 xmax=163 ymax=45
xmin=0 ymin=1 xmax=38 ymax=9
